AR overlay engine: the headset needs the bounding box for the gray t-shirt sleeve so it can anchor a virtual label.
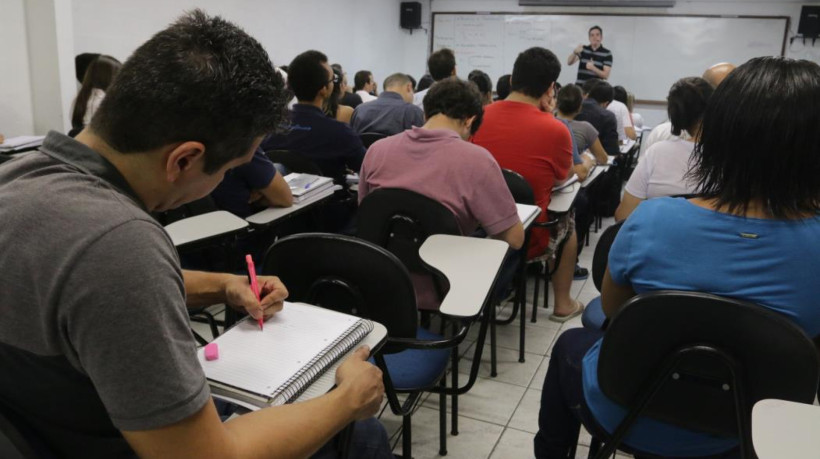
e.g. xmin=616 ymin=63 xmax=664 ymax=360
xmin=60 ymin=219 xmax=210 ymax=431
xmin=579 ymin=121 xmax=599 ymax=150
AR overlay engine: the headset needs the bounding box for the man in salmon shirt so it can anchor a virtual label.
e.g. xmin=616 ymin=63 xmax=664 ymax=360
xmin=472 ymin=47 xmax=582 ymax=322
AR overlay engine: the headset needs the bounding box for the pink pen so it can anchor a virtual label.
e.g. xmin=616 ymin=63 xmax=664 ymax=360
xmin=245 ymin=254 xmax=263 ymax=330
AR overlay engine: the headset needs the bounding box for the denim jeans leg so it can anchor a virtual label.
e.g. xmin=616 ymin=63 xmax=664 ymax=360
xmin=534 ymin=328 xmax=604 ymax=459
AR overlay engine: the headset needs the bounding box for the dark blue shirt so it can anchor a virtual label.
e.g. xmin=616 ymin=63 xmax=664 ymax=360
xmin=210 ymin=148 xmax=277 ymax=218
xmin=576 ymin=99 xmax=619 ymax=156
xmin=262 ymin=104 xmax=365 ymax=183
xmin=350 ymin=92 xmax=425 ymax=136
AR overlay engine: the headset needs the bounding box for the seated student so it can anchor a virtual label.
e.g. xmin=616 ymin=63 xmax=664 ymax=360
xmin=325 ymin=67 xmax=355 ymax=124
xmin=535 ymin=56 xmax=820 ymax=459
xmin=210 ymin=147 xmax=293 ymax=218
xmin=468 ymin=69 xmax=494 ymax=106
xmin=0 ymin=11 xmax=389 ymax=458
xmin=416 ymin=73 xmax=434 ymax=93
xmin=69 ymin=54 xmax=122 ymax=136
xmin=615 ymin=77 xmax=713 ymax=222
xmin=262 ymin=50 xmax=366 ymax=186
xmin=350 ymin=72 xmax=424 ymax=136
xmin=555 ymin=83 xmax=609 ymax=166
xmin=358 ymin=78 xmax=524 ymax=310
xmin=353 ymin=70 xmax=378 ymax=103
xmin=332 ymin=63 xmax=363 ymax=109
xmin=495 ymin=73 xmax=511 ymax=101
xmin=644 ymin=63 xmax=735 ymax=151
xmin=608 ymin=85 xmax=637 ymax=142
xmin=414 ymin=48 xmax=457 ymax=109
xmin=472 ymin=47 xmax=583 ymax=322
xmin=626 ymin=91 xmax=643 ymax=130
xmin=576 ymin=78 xmax=620 ymax=156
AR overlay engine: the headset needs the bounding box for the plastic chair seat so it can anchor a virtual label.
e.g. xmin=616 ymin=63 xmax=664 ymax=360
xmin=379 ymin=328 xmax=451 ymax=391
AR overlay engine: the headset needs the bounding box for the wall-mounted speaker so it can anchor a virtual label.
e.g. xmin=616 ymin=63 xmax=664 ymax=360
xmin=401 ymin=2 xmax=422 ymax=30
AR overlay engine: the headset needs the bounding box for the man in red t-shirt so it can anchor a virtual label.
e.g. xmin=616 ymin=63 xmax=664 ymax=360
xmin=472 ymin=47 xmax=582 ymax=322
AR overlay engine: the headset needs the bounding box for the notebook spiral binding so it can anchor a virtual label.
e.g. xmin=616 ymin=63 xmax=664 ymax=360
xmin=274 ymin=319 xmax=374 ymax=403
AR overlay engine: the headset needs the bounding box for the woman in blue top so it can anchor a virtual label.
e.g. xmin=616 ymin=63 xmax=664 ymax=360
xmin=534 ymin=56 xmax=820 ymax=458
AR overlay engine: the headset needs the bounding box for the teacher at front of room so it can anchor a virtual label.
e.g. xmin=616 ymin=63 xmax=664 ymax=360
xmin=567 ymin=25 xmax=612 ymax=85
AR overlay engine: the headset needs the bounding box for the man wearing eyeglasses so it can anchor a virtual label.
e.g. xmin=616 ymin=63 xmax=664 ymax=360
xmin=263 ymin=50 xmax=365 ymax=187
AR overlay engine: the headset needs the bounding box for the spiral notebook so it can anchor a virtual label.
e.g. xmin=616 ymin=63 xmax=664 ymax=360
xmin=197 ymin=302 xmax=373 ymax=408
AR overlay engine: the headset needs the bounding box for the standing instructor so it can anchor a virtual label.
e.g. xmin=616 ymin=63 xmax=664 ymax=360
xmin=568 ymin=26 xmax=612 ymax=84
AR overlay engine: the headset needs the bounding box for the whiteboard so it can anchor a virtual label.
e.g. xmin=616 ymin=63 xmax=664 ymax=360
xmin=432 ymin=13 xmax=788 ymax=101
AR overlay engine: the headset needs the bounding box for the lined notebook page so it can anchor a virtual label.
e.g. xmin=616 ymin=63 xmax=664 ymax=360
xmin=197 ymin=302 xmax=361 ymax=397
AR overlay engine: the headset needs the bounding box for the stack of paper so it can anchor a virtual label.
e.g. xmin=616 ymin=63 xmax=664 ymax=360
xmin=285 ymin=173 xmax=334 ymax=203
xmin=0 ymin=135 xmax=45 ymax=153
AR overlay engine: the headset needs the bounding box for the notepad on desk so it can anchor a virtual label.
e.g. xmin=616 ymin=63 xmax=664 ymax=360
xmin=197 ymin=302 xmax=373 ymax=408
xmin=285 ymin=173 xmax=334 ymax=203
xmin=552 ymin=173 xmax=579 ymax=191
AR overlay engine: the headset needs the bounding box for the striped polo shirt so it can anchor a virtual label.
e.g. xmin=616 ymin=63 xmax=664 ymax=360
xmin=575 ymin=44 xmax=613 ymax=84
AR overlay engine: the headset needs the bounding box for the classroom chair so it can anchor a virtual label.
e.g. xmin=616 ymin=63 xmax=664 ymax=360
xmin=500 ymin=169 xmax=569 ymax=325
xmin=356 ymin=188 xmax=498 ymax=434
xmin=580 ymin=221 xmax=624 ymax=331
xmin=261 ymin=233 xmax=493 ymax=458
xmin=579 ymin=290 xmax=820 ymax=459
xmin=359 ymin=132 xmax=387 ymax=149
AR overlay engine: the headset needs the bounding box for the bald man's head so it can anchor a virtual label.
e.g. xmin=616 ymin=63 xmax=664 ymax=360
xmin=702 ymin=63 xmax=736 ymax=88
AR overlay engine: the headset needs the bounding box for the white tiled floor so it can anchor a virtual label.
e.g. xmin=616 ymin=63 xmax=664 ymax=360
xmin=191 ymin=217 xmax=627 ymax=459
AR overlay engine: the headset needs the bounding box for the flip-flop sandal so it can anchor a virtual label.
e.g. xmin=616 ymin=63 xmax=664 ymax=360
xmin=549 ymin=299 xmax=585 ymax=323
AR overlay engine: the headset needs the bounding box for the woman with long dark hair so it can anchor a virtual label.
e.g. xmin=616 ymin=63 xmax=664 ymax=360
xmin=70 ymin=55 xmax=121 ymax=134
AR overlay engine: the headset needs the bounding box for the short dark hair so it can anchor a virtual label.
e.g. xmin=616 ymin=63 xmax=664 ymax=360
xmin=423 ymin=79 xmax=484 ymax=135
xmin=354 ymin=70 xmax=373 ymax=91
xmin=511 ymin=47 xmax=561 ymax=99
xmin=613 ymin=85 xmax=628 ymax=105
xmin=666 ymin=77 xmax=713 ymax=136
xmin=581 ymin=77 xmax=601 ymax=95
xmin=289 ymin=50 xmax=330 ymax=102
xmin=91 ymin=10 xmax=287 ymax=174
xmin=588 ymin=81 xmax=614 ymax=104
xmin=690 ymin=56 xmax=820 ymax=218
xmin=428 ymin=48 xmax=456 ymax=81
xmin=496 ymin=74 xmax=511 ymax=100
xmin=557 ymin=83 xmax=584 ymax=115
xmin=468 ymin=70 xmax=492 ymax=94
xmin=416 ymin=74 xmax=434 ymax=92
xmin=589 ymin=25 xmax=603 ymax=35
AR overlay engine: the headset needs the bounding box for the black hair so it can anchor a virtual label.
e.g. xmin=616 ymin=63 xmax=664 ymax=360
xmin=589 ymin=25 xmax=603 ymax=35
xmin=613 ymin=85 xmax=628 ymax=105
xmin=496 ymin=74 xmax=511 ymax=100
xmin=72 ymin=55 xmax=121 ymax=130
xmin=581 ymin=77 xmax=601 ymax=95
xmin=354 ymin=70 xmax=372 ymax=91
xmin=331 ymin=63 xmax=343 ymax=73
xmin=417 ymin=74 xmax=434 ymax=92
xmin=408 ymin=74 xmax=417 ymax=90
xmin=75 ymin=53 xmax=101 ymax=83
xmin=289 ymin=50 xmax=330 ymax=102
xmin=511 ymin=47 xmax=561 ymax=99
xmin=423 ymin=79 xmax=484 ymax=135
xmin=689 ymin=56 xmax=820 ymax=218
xmin=666 ymin=77 xmax=713 ymax=136
xmin=557 ymin=83 xmax=583 ymax=115
xmin=588 ymin=81 xmax=614 ymax=104
xmin=279 ymin=64 xmax=289 ymax=73
xmin=91 ymin=10 xmax=287 ymax=174
xmin=324 ymin=66 xmax=344 ymax=118
xmin=428 ymin=48 xmax=456 ymax=81
xmin=468 ymin=70 xmax=492 ymax=94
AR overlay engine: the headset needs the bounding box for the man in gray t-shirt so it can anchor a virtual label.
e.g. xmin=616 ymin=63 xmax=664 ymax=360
xmin=0 ymin=10 xmax=387 ymax=458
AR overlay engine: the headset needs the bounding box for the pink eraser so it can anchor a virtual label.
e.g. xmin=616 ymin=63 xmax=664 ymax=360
xmin=204 ymin=343 xmax=219 ymax=361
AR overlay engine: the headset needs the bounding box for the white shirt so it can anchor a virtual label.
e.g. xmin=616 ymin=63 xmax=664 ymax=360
xmin=624 ymin=138 xmax=697 ymax=200
xmin=356 ymin=90 xmax=377 ymax=103
xmin=412 ymin=88 xmax=429 ymax=109
xmin=83 ymin=89 xmax=106 ymax=126
xmin=606 ymin=100 xmax=633 ymax=141
xmin=643 ymin=121 xmax=692 ymax=152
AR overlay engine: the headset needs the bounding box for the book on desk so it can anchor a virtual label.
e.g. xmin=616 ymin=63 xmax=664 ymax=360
xmin=285 ymin=173 xmax=334 ymax=203
xmin=197 ymin=302 xmax=373 ymax=409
